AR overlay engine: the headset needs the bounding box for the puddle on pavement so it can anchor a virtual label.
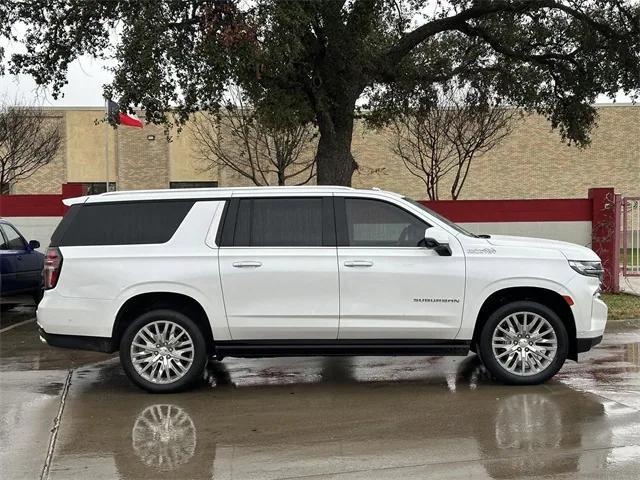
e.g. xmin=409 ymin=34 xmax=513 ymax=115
xmin=35 ymin=381 xmax=65 ymax=396
xmin=47 ymin=331 xmax=640 ymax=480
xmin=3 ymin=308 xmax=640 ymax=479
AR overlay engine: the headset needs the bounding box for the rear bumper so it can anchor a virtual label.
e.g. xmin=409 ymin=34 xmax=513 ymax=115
xmin=38 ymin=327 xmax=114 ymax=353
xmin=36 ymin=290 xmax=114 ymax=338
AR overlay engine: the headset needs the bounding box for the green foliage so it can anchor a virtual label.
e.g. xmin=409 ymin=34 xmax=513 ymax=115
xmin=3 ymin=1 xmax=639 ymax=182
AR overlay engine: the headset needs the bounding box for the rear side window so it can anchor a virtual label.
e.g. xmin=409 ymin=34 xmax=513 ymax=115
xmin=52 ymin=201 xmax=195 ymax=246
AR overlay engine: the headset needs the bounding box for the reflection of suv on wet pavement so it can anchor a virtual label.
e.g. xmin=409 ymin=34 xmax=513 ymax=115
xmin=37 ymin=187 xmax=608 ymax=392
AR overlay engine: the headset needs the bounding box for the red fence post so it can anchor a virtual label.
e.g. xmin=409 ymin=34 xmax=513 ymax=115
xmin=589 ymin=187 xmax=619 ymax=293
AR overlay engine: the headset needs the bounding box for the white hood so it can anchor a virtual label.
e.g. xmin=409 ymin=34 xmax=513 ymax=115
xmin=486 ymin=235 xmax=600 ymax=261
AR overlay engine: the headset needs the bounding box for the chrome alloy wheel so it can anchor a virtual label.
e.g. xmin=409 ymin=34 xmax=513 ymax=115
xmin=130 ymin=321 xmax=195 ymax=384
xmin=491 ymin=312 xmax=558 ymax=376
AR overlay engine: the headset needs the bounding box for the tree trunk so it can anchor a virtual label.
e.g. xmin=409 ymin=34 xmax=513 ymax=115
xmin=315 ymin=105 xmax=357 ymax=186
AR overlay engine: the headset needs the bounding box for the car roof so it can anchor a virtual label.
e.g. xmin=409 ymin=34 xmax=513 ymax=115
xmin=63 ymin=186 xmax=404 ymax=206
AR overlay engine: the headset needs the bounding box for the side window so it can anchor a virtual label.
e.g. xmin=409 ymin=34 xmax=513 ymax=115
xmin=53 ymin=201 xmax=195 ymax=246
xmin=1 ymin=225 xmax=27 ymax=251
xmin=234 ymin=198 xmax=324 ymax=247
xmin=344 ymin=198 xmax=428 ymax=247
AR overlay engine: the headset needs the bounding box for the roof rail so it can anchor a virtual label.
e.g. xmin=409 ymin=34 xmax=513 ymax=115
xmin=99 ymin=185 xmax=355 ymax=196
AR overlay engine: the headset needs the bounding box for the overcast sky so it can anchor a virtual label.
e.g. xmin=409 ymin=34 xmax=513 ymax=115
xmin=0 ymin=40 xmax=635 ymax=107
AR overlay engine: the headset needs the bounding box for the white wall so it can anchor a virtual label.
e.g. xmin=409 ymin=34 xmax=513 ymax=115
xmin=5 ymin=217 xmax=60 ymax=252
xmin=459 ymin=221 xmax=592 ymax=247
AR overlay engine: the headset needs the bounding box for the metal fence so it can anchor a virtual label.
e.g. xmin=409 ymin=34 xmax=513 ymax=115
xmin=622 ymin=197 xmax=640 ymax=276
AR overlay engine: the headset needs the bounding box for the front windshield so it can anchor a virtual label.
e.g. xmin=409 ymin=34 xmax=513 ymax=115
xmin=403 ymin=197 xmax=476 ymax=237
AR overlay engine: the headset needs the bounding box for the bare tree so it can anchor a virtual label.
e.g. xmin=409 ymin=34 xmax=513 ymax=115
xmin=190 ymin=88 xmax=316 ymax=186
xmin=0 ymin=101 xmax=62 ymax=194
xmin=390 ymin=88 xmax=520 ymax=200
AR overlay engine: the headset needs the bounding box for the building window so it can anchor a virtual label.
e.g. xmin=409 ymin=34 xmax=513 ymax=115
xmin=86 ymin=182 xmax=117 ymax=195
xmin=169 ymin=181 xmax=218 ymax=189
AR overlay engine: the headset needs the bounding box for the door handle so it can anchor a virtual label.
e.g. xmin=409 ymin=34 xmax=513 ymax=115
xmin=232 ymin=261 xmax=262 ymax=268
xmin=344 ymin=260 xmax=374 ymax=267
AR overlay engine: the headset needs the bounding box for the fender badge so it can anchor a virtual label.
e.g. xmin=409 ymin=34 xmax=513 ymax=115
xmin=467 ymin=248 xmax=497 ymax=255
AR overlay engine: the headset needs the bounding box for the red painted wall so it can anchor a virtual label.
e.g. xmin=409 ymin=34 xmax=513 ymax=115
xmin=0 ymin=183 xmax=85 ymax=217
xmin=419 ymin=198 xmax=592 ymax=223
xmin=0 ymin=185 xmax=595 ymax=222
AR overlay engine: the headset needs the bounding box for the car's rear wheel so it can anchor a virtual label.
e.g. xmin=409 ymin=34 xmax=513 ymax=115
xmin=120 ymin=309 xmax=207 ymax=393
xmin=478 ymin=301 xmax=568 ymax=385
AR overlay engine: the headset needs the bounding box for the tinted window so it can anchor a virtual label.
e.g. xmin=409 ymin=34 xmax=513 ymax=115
xmin=234 ymin=198 xmax=323 ymax=247
xmin=345 ymin=198 xmax=428 ymax=247
xmin=50 ymin=204 xmax=82 ymax=246
xmin=53 ymin=201 xmax=195 ymax=246
xmin=1 ymin=224 xmax=27 ymax=250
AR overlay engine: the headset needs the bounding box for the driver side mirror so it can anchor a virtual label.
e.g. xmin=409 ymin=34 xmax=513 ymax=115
xmin=424 ymin=227 xmax=452 ymax=256
xmin=28 ymin=240 xmax=40 ymax=250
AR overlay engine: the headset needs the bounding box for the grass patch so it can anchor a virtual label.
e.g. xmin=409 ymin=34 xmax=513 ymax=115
xmin=601 ymin=292 xmax=640 ymax=320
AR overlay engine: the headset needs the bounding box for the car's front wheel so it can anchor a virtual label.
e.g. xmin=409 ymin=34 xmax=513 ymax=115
xmin=478 ymin=301 xmax=568 ymax=385
xmin=120 ymin=309 xmax=207 ymax=393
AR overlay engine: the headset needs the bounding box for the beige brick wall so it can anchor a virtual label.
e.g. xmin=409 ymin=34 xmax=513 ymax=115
xmin=184 ymin=113 xmax=317 ymax=187
xmin=65 ymin=110 xmax=117 ymax=183
xmin=169 ymin=114 xmax=218 ymax=184
xmin=10 ymin=105 xmax=639 ymax=199
xmin=116 ymin=122 xmax=170 ymax=190
xmin=12 ymin=111 xmax=66 ymax=194
xmin=353 ymin=105 xmax=640 ymax=199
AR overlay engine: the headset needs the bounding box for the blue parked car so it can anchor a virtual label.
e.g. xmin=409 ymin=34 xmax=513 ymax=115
xmin=0 ymin=218 xmax=44 ymax=308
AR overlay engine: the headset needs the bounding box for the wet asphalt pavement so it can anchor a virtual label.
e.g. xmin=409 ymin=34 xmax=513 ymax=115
xmin=1 ymin=307 xmax=640 ymax=480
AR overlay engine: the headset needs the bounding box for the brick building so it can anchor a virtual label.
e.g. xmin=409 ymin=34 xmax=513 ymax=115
xmin=9 ymin=104 xmax=639 ymax=199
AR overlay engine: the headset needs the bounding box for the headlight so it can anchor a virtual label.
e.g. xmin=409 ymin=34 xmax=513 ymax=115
xmin=568 ymin=260 xmax=604 ymax=278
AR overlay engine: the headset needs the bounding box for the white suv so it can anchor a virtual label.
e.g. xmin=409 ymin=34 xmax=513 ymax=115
xmin=37 ymin=186 xmax=607 ymax=392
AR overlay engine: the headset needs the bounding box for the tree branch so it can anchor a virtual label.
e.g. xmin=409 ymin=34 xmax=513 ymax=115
xmin=384 ymin=0 xmax=629 ymax=68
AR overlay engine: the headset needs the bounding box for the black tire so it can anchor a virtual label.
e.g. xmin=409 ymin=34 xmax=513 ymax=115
xmin=478 ymin=301 xmax=568 ymax=385
xmin=475 ymin=343 xmax=485 ymax=364
xmin=120 ymin=309 xmax=208 ymax=393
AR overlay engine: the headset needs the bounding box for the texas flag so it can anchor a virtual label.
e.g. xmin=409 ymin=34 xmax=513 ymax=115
xmin=106 ymin=99 xmax=144 ymax=128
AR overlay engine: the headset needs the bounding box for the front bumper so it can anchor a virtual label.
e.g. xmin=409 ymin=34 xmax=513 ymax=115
xmin=38 ymin=327 xmax=114 ymax=353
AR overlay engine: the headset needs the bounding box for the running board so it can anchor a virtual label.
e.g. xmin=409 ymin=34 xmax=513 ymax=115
xmin=214 ymin=339 xmax=471 ymax=359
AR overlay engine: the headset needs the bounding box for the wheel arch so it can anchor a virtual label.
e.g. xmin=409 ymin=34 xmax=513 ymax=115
xmin=471 ymin=286 xmax=578 ymax=360
xmin=112 ymin=291 xmax=215 ymax=354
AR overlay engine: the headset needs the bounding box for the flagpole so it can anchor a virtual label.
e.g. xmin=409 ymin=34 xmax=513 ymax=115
xmin=105 ymin=99 xmax=109 ymax=192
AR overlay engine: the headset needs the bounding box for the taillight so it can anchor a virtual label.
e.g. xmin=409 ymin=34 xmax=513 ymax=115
xmin=44 ymin=247 xmax=63 ymax=289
